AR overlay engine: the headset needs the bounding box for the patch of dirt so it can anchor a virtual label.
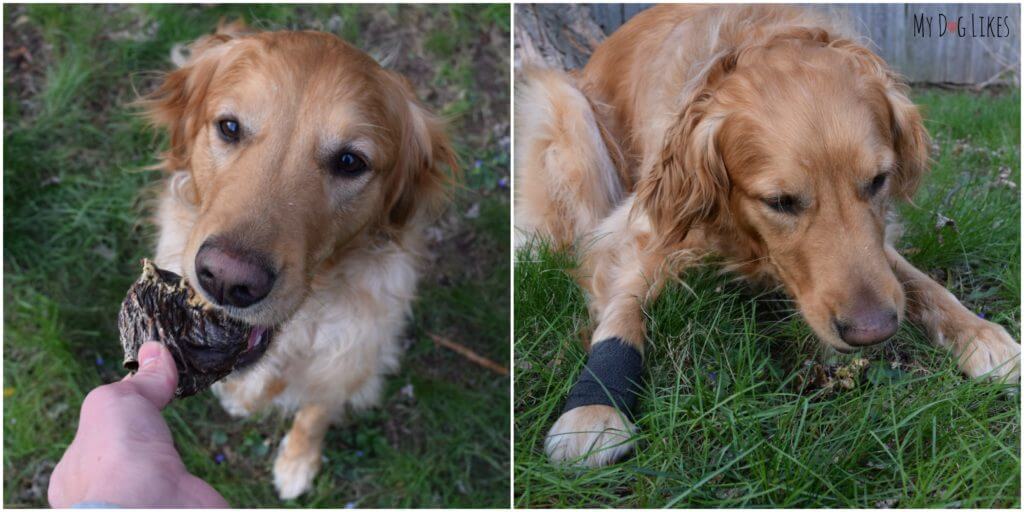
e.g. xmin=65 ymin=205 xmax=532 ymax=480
xmin=427 ymin=202 xmax=505 ymax=284
xmin=10 ymin=459 xmax=55 ymax=506
xmin=280 ymin=6 xmax=509 ymax=157
xmin=381 ymin=388 xmax=424 ymax=452
xmin=3 ymin=6 xmax=51 ymax=122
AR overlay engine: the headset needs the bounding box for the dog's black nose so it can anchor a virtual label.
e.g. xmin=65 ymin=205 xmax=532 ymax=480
xmin=195 ymin=241 xmax=276 ymax=308
xmin=834 ymin=308 xmax=898 ymax=347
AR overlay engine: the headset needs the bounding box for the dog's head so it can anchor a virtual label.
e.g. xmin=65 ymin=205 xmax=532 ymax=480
xmin=635 ymin=29 xmax=929 ymax=352
xmin=144 ymin=22 xmax=455 ymax=327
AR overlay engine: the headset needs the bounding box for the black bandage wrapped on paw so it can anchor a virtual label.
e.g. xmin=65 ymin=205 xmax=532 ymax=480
xmin=563 ymin=337 xmax=643 ymax=421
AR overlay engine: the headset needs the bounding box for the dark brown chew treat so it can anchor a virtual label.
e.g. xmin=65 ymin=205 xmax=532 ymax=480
xmin=118 ymin=259 xmax=256 ymax=398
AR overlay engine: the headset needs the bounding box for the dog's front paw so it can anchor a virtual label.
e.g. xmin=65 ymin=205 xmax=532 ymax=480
xmin=954 ymin=321 xmax=1021 ymax=381
xmin=211 ymin=380 xmax=253 ymax=418
xmin=273 ymin=433 xmax=321 ymax=500
xmin=544 ymin=405 xmax=636 ymax=467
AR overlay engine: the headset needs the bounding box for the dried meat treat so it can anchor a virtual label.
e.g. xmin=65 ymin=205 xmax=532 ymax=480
xmin=793 ymin=357 xmax=869 ymax=395
xmin=118 ymin=259 xmax=272 ymax=398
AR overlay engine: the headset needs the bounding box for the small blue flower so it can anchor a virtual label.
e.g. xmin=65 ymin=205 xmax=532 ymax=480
xmin=355 ymin=450 xmax=365 ymax=458
xmin=95 ymin=355 xmax=105 ymax=366
xmin=497 ymin=177 xmax=508 ymax=189
xmin=978 ymin=312 xmax=986 ymax=319
xmin=474 ymin=159 xmax=482 ymax=169
xmin=214 ymin=453 xmax=226 ymax=464
xmin=708 ymin=371 xmax=718 ymax=383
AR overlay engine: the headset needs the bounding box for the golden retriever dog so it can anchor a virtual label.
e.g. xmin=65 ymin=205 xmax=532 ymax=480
xmin=143 ymin=22 xmax=455 ymax=497
xmin=516 ymin=5 xmax=1020 ymax=467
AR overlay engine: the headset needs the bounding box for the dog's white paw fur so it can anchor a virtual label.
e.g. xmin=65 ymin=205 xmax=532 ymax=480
xmin=210 ymin=380 xmax=254 ymax=418
xmin=273 ymin=434 xmax=321 ymax=500
xmin=545 ymin=404 xmax=636 ymax=467
xmin=955 ymin=321 xmax=1021 ymax=381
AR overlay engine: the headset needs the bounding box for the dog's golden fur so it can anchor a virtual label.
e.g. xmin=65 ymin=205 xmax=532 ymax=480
xmin=516 ymin=5 xmax=1020 ymax=467
xmin=144 ymin=22 xmax=455 ymax=497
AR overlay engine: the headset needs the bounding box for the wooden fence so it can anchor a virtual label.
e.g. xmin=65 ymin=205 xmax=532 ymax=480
xmin=571 ymin=3 xmax=1020 ymax=86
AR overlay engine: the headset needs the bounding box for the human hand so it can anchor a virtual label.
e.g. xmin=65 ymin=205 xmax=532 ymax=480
xmin=48 ymin=342 xmax=228 ymax=508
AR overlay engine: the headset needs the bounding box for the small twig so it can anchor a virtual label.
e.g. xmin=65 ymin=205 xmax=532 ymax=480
xmin=973 ymin=64 xmax=1016 ymax=92
xmin=429 ymin=333 xmax=508 ymax=376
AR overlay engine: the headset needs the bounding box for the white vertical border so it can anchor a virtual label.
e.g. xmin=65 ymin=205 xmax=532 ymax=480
xmin=508 ymin=2 xmax=517 ymax=509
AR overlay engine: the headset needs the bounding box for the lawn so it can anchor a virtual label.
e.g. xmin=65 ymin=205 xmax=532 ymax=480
xmin=3 ymin=4 xmax=510 ymax=508
xmin=514 ymin=89 xmax=1021 ymax=508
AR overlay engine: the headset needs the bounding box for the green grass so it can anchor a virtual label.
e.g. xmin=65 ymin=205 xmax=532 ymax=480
xmin=514 ymin=89 xmax=1021 ymax=508
xmin=4 ymin=4 xmax=509 ymax=508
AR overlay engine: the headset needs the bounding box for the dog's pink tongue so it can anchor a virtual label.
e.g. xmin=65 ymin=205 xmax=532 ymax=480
xmin=246 ymin=326 xmax=266 ymax=351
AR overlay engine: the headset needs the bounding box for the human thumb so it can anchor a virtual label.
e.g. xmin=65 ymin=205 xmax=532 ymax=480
xmin=124 ymin=341 xmax=179 ymax=409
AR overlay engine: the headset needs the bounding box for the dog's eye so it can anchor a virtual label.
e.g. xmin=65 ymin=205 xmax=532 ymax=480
xmin=868 ymin=172 xmax=888 ymax=196
xmin=217 ymin=119 xmax=241 ymax=143
xmin=763 ymin=195 xmax=800 ymax=215
xmin=333 ymin=151 xmax=368 ymax=177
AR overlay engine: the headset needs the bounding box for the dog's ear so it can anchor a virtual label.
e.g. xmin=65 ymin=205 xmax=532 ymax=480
xmin=831 ymin=40 xmax=930 ymax=200
xmin=633 ymin=51 xmax=734 ymax=249
xmin=382 ymin=73 xmax=459 ymax=229
xmin=141 ymin=20 xmax=251 ymax=171
xmin=878 ymin=83 xmax=929 ymax=200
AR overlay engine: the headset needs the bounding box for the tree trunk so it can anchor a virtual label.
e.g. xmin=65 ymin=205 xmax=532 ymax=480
xmin=513 ymin=4 xmax=607 ymax=71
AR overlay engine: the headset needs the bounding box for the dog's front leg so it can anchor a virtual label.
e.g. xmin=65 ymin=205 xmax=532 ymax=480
xmin=274 ymin=404 xmax=331 ymax=500
xmin=543 ymin=290 xmax=647 ymax=467
xmin=887 ymin=247 xmax=1020 ymax=380
xmin=545 ymin=213 xmax=677 ymax=467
